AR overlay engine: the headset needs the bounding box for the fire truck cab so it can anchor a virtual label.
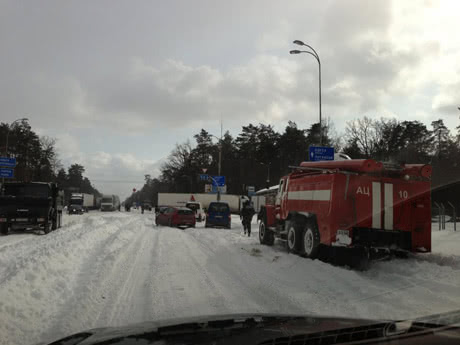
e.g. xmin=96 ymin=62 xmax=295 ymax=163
xmin=258 ymin=159 xmax=432 ymax=261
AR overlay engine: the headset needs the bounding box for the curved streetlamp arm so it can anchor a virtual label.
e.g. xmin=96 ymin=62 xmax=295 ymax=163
xmin=293 ymin=40 xmax=320 ymax=61
xmin=297 ymin=50 xmax=320 ymax=65
xmin=302 ymin=44 xmax=320 ymax=61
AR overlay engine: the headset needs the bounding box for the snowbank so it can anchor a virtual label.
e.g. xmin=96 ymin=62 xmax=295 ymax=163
xmin=0 ymin=214 xmax=460 ymax=345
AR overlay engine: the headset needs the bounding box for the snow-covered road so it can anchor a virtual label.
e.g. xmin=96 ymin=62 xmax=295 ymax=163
xmin=1 ymin=211 xmax=460 ymax=345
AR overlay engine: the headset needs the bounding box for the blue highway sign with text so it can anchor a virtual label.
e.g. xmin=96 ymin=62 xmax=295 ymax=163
xmin=309 ymin=146 xmax=334 ymax=161
xmin=0 ymin=168 xmax=14 ymax=178
xmin=0 ymin=157 xmax=16 ymax=167
xmin=211 ymin=176 xmax=225 ymax=187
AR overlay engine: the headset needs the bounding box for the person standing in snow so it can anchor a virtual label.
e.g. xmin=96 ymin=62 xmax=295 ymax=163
xmin=241 ymin=201 xmax=255 ymax=237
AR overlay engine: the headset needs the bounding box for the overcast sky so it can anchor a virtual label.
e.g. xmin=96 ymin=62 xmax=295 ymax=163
xmin=2 ymin=0 xmax=460 ymax=199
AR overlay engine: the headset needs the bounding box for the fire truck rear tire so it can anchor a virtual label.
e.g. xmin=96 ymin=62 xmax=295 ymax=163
xmin=301 ymin=223 xmax=320 ymax=259
xmin=0 ymin=224 xmax=8 ymax=235
xmin=259 ymin=219 xmax=274 ymax=245
xmin=44 ymin=222 xmax=51 ymax=234
xmin=52 ymin=214 xmax=58 ymax=231
xmin=286 ymin=223 xmax=302 ymax=253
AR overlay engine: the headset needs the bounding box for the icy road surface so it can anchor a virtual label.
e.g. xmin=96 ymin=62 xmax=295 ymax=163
xmin=1 ymin=212 xmax=460 ymax=345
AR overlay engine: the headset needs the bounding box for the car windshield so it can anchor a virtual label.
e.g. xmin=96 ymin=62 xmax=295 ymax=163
xmin=209 ymin=204 xmax=229 ymax=213
xmin=185 ymin=203 xmax=199 ymax=211
xmin=4 ymin=184 xmax=50 ymax=198
xmin=2 ymin=2 xmax=460 ymax=345
xmin=178 ymin=209 xmax=193 ymax=215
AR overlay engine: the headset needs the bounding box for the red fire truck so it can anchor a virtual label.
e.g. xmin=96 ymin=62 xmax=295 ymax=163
xmin=258 ymin=159 xmax=432 ymax=262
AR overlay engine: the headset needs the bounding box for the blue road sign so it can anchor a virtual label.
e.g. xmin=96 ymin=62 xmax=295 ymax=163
xmin=0 ymin=168 xmax=14 ymax=178
xmin=211 ymin=175 xmax=225 ymax=187
xmin=199 ymin=174 xmax=209 ymax=181
xmin=211 ymin=185 xmax=227 ymax=194
xmin=309 ymin=146 xmax=334 ymax=161
xmin=0 ymin=157 xmax=16 ymax=168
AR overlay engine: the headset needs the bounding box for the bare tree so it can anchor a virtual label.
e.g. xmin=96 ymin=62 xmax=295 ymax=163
xmin=345 ymin=116 xmax=379 ymax=157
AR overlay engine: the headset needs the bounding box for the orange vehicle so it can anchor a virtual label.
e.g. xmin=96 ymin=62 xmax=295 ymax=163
xmin=258 ymin=159 xmax=432 ymax=262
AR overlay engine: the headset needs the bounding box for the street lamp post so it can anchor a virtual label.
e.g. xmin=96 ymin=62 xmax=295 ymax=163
xmin=1 ymin=118 xmax=28 ymax=195
xmin=209 ymin=134 xmax=223 ymax=201
xmin=290 ymin=40 xmax=322 ymax=145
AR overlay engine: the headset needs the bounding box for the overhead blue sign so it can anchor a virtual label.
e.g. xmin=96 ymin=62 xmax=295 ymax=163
xmin=211 ymin=175 xmax=225 ymax=187
xmin=309 ymin=146 xmax=334 ymax=161
xmin=0 ymin=168 xmax=14 ymax=178
xmin=0 ymin=157 xmax=16 ymax=167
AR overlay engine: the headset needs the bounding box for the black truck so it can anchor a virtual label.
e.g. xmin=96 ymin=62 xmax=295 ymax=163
xmin=0 ymin=182 xmax=64 ymax=235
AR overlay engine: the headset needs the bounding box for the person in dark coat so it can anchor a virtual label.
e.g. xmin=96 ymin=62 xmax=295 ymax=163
xmin=241 ymin=201 xmax=255 ymax=237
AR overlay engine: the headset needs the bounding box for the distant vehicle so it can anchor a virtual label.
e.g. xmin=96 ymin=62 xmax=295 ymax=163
xmin=0 ymin=182 xmax=64 ymax=235
xmin=68 ymin=193 xmax=95 ymax=214
xmin=155 ymin=206 xmax=196 ymax=228
xmin=251 ymin=185 xmax=279 ymax=213
xmin=334 ymin=152 xmax=352 ymax=160
xmin=205 ymin=202 xmax=231 ymax=229
xmin=155 ymin=205 xmax=168 ymax=215
xmin=101 ymin=194 xmax=121 ymax=211
xmin=185 ymin=201 xmax=205 ymax=222
xmin=143 ymin=201 xmax=152 ymax=211
xmin=158 ymin=193 xmax=248 ymax=213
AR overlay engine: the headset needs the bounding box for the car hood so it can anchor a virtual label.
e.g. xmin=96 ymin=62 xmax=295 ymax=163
xmin=39 ymin=311 xmax=460 ymax=345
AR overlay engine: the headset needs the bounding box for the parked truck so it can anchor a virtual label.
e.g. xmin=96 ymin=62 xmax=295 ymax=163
xmin=0 ymin=182 xmax=64 ymax=235
xmin=68 ymin=193 xmax=95 ymax=214
xmin=101 ymin=194 xmax=121 ymax=211
xmin=251 ymin=185 xmax=279 ymax=213
xmin=157 ymin=193 xmax=248 ymax=214
xmin=258 ymin=159 xmax=432 ymax=265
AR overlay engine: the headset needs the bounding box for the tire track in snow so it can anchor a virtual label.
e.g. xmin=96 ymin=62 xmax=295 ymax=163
xmin=95 ymin=217 xmax=159 ymax=326
xmin=184 ymin=228 xmax=307 ymax=314
xmin=39 ymin=215 xmax=146 ymax=343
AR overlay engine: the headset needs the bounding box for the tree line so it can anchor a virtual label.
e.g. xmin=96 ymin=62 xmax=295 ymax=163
xmin=0 ymin=120 xmax=100 ymax=203
xmin=127 ymin=116 xmax=460 ymax=208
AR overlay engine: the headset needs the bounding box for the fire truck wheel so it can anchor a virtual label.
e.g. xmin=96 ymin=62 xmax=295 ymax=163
xmin=286 ymin=223 xmax=301 ymax=253
xmin=44 ymin=222 xmax=51 ymax=234
xmin=259 ymin=220 xmax=274 ymax=245
xmin=0 ymin=224 xmax=8 ymax=235
xmin=302 ymin=223 xmax=320 ymax=259
xmin=52 ymin=214 xmax=58 ymax=231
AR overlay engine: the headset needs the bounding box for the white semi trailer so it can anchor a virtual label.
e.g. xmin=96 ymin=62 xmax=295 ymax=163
xmin=101 ymin=194 xmax=121 ymax=212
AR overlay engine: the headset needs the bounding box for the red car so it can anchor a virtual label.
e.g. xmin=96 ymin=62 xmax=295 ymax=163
xmin=155 ymin=206 xmax=196 ymax=228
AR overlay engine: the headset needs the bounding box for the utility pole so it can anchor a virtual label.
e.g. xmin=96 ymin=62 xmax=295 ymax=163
xmin=210 ymin=119 xmax=224 ymax=201
xmin=217 ymin=119 xmax=222 ymax=201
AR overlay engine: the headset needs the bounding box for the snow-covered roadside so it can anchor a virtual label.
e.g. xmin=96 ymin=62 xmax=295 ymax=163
xmin=0 ymin=213 xmax=459 ymax=345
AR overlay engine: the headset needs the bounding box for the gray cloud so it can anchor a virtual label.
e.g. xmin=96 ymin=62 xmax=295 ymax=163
xmin=2 ymin=0 xmax=460 ymax=191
